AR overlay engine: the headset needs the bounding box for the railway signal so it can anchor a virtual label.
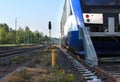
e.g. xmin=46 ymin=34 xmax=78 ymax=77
xmin=48 ymin=21 xmax=52 ymax=30
xmin=48 ymin=21 xmax=52 ymax=48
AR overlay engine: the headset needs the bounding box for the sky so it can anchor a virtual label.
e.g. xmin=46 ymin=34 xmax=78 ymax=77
xmin=0 ymin=0 xmax=64 ymax=38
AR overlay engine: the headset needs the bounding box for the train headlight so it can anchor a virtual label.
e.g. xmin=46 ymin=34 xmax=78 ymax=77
xmin=86 ymin=19 xmax=90 ymax=22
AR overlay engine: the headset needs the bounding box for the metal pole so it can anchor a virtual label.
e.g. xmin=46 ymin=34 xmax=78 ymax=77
xmin=28 ymin=31 xmax=29 ymax=44
xmin=15 ymin=18 xmax=17 ymax=44
xmin=49 ymin=29 xmax=51 ymax=47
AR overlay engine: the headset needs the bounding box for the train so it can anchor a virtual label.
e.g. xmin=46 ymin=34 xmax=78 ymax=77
xmin=61 ymin=0 xmax=120 ymax=58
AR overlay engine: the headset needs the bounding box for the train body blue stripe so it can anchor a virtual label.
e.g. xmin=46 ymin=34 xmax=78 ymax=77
xmin=68 ymin=31 xmax=84 ymax=51
xmin=68 ymin=30 xmax=120 ymax=55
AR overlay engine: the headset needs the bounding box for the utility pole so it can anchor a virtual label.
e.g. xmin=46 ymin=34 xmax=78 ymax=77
xmin=15 ymin=18 xmax=17 ymax=44
xmin=28 ymin=31 xmax=30 ymax=44
xmin=48 ymin=21 xmax=52 ymax=47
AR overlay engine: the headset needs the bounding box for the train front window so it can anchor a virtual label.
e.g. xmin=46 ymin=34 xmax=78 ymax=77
xmin=85 ymin=0 xmax=120 ymax=6
xmin=80 ymin=0 xmax=120 ymax=13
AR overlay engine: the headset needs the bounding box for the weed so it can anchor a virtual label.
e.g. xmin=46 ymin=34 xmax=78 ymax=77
xmin=18 ymin=69 xmax=31 ymax=80
xmin=11 ymin=56 xmax=24 ymax=64
xmin=34 ymin=56 xmax=40 ymax=64
xmin=66 ymin=73 xmax=75 ymax=82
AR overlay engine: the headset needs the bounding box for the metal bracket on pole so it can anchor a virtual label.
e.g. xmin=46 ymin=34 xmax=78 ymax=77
xmin=80 ymin=27 xmax=98 ymax=66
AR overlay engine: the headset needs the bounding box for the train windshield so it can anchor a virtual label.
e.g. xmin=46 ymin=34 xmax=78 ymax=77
xmin=85 ymin=0 xmax=120 ymax=6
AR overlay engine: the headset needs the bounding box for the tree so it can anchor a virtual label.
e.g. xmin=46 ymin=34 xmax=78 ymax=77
xmin=0 ymin=23 xmax=9 ymax=32
xmin=25 ymin=26 xmax=30 ymax=44
xmin=39 ymin=32 xmax=44 ymax=44
xmin=43 ymin=35 xmax=49 ymax=45
xmin=6 ymin=32 xmax=15 ymax=44
xmin=0 ymin=28 xmax=7 ymax=44
xmin=16 ymin=27 xmax=25 ymax=44
xmin=0 ymin=23 xmax=45 ymax=44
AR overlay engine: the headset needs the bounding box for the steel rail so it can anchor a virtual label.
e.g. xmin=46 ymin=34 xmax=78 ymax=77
xmin=94 ymin=67 xmax=120 ymax=82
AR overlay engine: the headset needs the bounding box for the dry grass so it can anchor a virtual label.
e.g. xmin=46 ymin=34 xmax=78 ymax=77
xmin=5 ymin=74 xmax=24 ymax=82
xmin=5 ymin=48 xmax=75 ymax=82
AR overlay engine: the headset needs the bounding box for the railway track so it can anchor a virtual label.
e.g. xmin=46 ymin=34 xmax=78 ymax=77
xmin=0 ymin=45 xmax=45 ymax=66
xmin=59 ymin=47 xmax=120 ymax=82
xmin=0 ymin=45 xmax=46 ymax=79
xmin=0 ymin=47 xmax=20 ymax=54
xmin=0 ymin=45 xmax=42 ymax=58
xmin=95 ymin=61 xmax=120 ymax=82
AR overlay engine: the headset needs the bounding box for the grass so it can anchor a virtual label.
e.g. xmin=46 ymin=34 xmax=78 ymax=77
xmin=6 ymin=67 xmax=75 ymax=82
xmin=5 ymin=48 xmax=75 ymax=82
xmin=49 ymin=65 xmax=75 ymax=82
xmin=5 ymin=75 xmax=24 ymax=82
xmin=11 ymin=56 xmax=25 ymax=64
xmin=0 ymin=44 xmax=17 ymax=46
xmin=5 ymin=69 xmax=31 ymax=82
xmin=18 ymin=69 xmax=31 ymax=80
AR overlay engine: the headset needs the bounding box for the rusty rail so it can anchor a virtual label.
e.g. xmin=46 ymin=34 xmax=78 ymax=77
xmin=94 ymin=66 xmax=120 ymax=82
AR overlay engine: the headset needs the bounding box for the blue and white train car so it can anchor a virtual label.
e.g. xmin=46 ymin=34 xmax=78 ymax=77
xmin=61 ymin=0 xmax=120 ymax=57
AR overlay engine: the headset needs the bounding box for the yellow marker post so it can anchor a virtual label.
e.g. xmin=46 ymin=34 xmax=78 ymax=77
xmin=52 ymin=49 xmax=56 ymax=67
